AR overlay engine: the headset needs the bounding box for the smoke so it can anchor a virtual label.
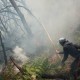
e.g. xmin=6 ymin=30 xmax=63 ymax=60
xmin=1 ymin=0 xmax=80 ymax=64
xmin=12 ymin=46 xmax=29 ymax=65
xmin=9 ymin=0 xmax=80 ymax=59
xmin=25 ymin=0 xmax=80 ymax=43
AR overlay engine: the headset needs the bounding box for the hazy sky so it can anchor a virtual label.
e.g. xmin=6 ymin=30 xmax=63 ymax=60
xmin=24 ymin=0 xmax=80 ymax=42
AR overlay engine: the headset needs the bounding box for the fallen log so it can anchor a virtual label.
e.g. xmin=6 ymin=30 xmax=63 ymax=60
xmin=41 ymin=73 xmax=70 ymax=80
xmin=10 ymin=56 xmax=25 ymax=75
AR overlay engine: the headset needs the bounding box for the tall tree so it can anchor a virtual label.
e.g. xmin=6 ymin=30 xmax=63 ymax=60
xmin=9 ymin=0 xmax=33 ymax=36
xmin=0 ymin=31 xmax=7 ymax=65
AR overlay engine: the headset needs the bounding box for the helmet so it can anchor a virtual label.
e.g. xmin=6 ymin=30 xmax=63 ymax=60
xmin=59 ymin=38 xmax=67 ymax=45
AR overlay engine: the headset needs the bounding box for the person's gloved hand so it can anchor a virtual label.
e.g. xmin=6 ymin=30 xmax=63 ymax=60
xmin=56 ymin=50 xmax=60 ymax=54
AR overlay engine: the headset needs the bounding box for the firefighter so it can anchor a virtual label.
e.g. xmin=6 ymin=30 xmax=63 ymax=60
xmin=56 ymin=38 xmax=80 ymax=76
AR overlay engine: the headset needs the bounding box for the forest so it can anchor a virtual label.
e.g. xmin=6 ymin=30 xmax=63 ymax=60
xmin=0 ymin=0 xmax=80 ymax=80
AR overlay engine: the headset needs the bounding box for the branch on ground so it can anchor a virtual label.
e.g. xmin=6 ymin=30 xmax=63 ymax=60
xmin=41 ymin=73 xmax=70 ymax=80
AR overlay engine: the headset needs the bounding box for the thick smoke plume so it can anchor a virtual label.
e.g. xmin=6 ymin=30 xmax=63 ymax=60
xmin=12 ymin=46 xmax=29 ymax=65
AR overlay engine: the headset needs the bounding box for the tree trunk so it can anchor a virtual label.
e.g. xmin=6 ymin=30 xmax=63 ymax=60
xmin=0 ymin=31 xmax=7 ymax=65
xmin=9 ymin=0 xmax=33 ymax=36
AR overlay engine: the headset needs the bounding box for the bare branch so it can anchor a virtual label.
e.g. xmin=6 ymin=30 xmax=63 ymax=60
xmin=0 ymin=17 xmax=8 ymax=33
xmin=10 ymin=56 xmax=25 ymax=75
xmin=0 ymin=5 xmax=31 ymax=12
xmin=9 ymin=0 xmax=33 ymax=36
xmin=0 ymin=10 xmax=18 ymax=16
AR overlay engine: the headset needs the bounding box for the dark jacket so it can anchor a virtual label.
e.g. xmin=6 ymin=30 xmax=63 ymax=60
xmin=60 ymin=42 xmax=80 ymax=63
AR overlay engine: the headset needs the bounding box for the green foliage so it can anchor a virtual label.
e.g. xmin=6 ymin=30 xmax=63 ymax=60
xmin=1 ymin=55 xmax=76 ymax=80
xmin=22 ymin=57 xmax=50 ymax=78
xmin=1 ymin=62 xmax=16 ymax=80
xmin=0 ymin=76 xmax=4 ymax=80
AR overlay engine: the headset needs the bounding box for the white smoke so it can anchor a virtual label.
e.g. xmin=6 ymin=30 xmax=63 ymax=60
xmin=3 ymin=0 xmax=80 ymax=59
xmin=25 ymin=0 xmax=80 ymax=43
xmin=12 ymin=46 xmax=29 ymax=64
